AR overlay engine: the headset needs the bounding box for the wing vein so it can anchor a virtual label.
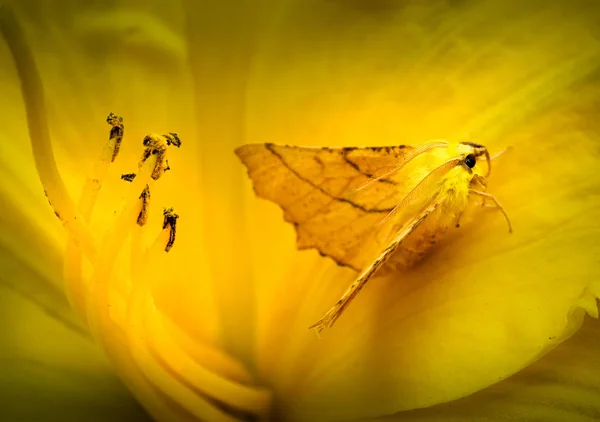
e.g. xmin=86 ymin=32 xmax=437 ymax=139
xmin=265 ymin=144 xmax=394 ymax=214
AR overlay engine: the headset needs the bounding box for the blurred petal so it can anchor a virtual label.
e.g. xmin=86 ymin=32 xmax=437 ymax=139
xmin=245 ymin=1 xmax=600 ymax=420
xmin=182 ymin=0 xmax=277 ymax=364
xmin=0 ymin=273 xmax=150 ymax=422
xmin=368 ymin=317 xmax=600 ymax=422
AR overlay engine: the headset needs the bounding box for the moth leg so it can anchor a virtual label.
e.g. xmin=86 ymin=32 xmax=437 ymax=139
xmin=470 ymin=174 xmax=489 ymax=206
xmin=469 ymin=190 xmax=512 ymax=233
xmin=308 ymin=201 xmax=441 ymax=335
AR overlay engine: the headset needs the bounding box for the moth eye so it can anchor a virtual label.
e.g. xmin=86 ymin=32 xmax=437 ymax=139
xmin=464 ymin=154 xmax=476 ymax=168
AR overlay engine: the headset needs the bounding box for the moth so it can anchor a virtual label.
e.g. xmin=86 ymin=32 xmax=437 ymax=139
xmin=235 ymin=141 xmax=512 ymax=334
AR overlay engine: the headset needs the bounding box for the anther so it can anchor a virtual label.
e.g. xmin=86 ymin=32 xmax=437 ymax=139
xmin=137 ymin=185 xmax=151 ymax=226
xmin=106 ymin=112 xmax=124 ymax=162
xmin=164 ymin=133 xmax=182 ymax=148
xmin=137 ymin=133 xmax=181 ymax=181
xmin=121 ymin=173 xmax=137 ymax=182
xmin=162 ymin=207 xmax=179 ymax=252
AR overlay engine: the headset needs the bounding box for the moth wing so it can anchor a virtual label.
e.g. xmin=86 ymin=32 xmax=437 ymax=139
xmin=235 ymin=142 xmax=447 ymax=271
xmin=369 ymin=157 xmax=466 ymax=250
xmin=310 ymin=200 xmax=443 ymax=333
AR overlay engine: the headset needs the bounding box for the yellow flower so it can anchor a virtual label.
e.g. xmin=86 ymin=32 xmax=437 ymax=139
xmin=1 ymin=1 xmax=600 ymax=421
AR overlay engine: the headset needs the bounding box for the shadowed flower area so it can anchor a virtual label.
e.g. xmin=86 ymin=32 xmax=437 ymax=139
xmin=0 ymin=0 xmax=599 ymax=421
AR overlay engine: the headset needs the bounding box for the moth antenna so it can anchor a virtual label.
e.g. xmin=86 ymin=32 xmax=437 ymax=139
xmin=489 ymin=147 xmax=511 ymax=161
xmin=480 ymin=146 xmax=513 ymax=177
xmin=351 ymin=141 xmax=449 ymax=194
xmin=483 ymin=149 xmax=491 ymax=177
xmin=481 ymin=146 xmax=511 ymax=162
xmin=355 ymin=159 xmax=404 ymax=192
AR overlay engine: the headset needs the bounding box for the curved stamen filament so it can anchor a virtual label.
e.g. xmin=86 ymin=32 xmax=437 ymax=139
xmin=128 ymin=226 xmax=252 ymax=421
xmin=160 ymin=317 xmax=254 ymax=386
xmin=145 ymin=301 xmax=272 ymax=419
xmin=86 ymin=154 xmax=157 ymax=347
xmin=0 ymin=7 xmax=96 ymax=260
xmin=65 ymin=114 xmax=124 ymax=322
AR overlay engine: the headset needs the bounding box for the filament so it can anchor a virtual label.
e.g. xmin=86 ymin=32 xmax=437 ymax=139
xmin=128 ymin=226 xmax=264 ymax=421
xmin=0 ymin=7 xmax=97 ymax=260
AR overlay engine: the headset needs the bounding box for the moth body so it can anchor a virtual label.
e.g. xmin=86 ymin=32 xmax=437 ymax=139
xmin=385 ymin=176 xmax=467 ymax=270
xmin=377 ymin=145 xmax=477 ymax=270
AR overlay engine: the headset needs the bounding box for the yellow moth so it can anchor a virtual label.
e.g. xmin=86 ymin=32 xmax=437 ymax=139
xmin=235 ymin=141 xmax=512 ymax=334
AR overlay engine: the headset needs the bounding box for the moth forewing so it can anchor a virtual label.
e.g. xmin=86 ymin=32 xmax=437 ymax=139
xmin=372 ymin=157 xmax=466 ymax=257
xmin=235 ymin=143 xmax=451 ymax=272
xmin=344 ymin=141 xmax=448 ymax=193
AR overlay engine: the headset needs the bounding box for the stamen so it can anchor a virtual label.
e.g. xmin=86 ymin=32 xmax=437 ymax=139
xmin=126 ymin=219 xmax=270 ymax=421
xmin=2 ymin=14 xmax=256 ymax=419
xmin=147 ymin=307 xmax=272 ymax=419
xmin=1 ymin=14 xmax=222 ymax=418
xmin=86 ymin=154 xmax=157 ymax=347
xmin=130 ymin=223 xmax=146 ymax=287
xmin=65 ymin=113 xmax=126 ymax=321
xmin=160 ymin=317 xmax=254 ymax=386
xmin=127 ymin=227 xmax=236 ymax=421
xmin=139 ymin=133 xmax=181 ymax=180
xmin=88 ymin=128 xmax=181 ymax=349
xmin=0 ymin=6 xmax=97 ymax=259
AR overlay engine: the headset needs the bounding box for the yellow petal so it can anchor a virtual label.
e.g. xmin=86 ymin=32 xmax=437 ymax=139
xmin=246 ymin=1 xmax=600 ymax=420
xmin=0 ymin=272 xmax=150 ymax=421
xmin=367 ymin=318 xmax=600 ymax=421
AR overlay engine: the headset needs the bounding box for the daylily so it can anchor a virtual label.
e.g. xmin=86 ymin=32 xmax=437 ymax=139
xmin=1 ymin=1 xmax=599 ymax=421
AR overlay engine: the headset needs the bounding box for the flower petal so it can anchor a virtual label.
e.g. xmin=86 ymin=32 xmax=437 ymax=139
xmin=245 ymin=1 xmax=600 ymax=420
xmin=0 ymin=276 xmax=151 ymax=421
xmin=365 ymin=318 xmax=600 ymax=422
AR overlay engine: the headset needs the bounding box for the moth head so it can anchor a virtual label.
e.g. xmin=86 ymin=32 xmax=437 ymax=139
xmin=457 ymin=141 xmax=491 ymax=178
